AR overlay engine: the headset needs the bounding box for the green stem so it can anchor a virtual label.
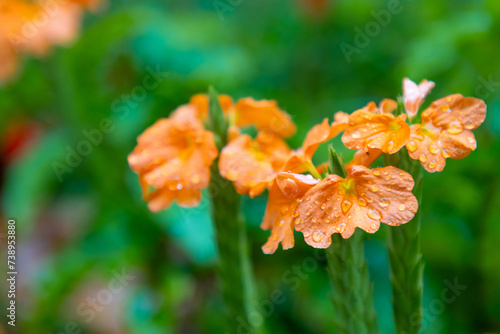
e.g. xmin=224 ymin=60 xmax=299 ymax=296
xmin=384 ymin=149 xmax=425 ymax=334
xmin=210 ymin=164 xmax=261 ymax=333
xmin=326 ymin=147 xmax=380 ymax=334
xmin=326 ymin=233 xmax=380 ymax=334
xmin=207 ymin=87 xmax=263 ymax=334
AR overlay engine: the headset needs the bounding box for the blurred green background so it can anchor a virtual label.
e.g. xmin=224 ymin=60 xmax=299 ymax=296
xmin=1 ymin=0 xmax=499 ymax=333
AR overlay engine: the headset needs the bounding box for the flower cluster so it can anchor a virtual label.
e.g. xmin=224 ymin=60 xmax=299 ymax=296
xmin=128 ymin=94 xmax=295 ymax=212
xmin=128 ymin=78 xmax=486 ymax=254
xmin=0 ymin=0 xmax=101 ymax=82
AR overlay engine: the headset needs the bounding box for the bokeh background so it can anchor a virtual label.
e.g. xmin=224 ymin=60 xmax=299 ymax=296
xmin=1 ymin=0 xmax=500 ymax=333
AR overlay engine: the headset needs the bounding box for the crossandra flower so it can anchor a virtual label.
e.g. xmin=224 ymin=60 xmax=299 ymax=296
xmin=342 ymin=104 xmax=410 ymax=154
xmin=128 ymin=116 xmax=218 ymax=212
xmin=406 ymin=94 xmax=487 ymax=172
xmin=284 ymin=112 xmax=349 ymax=175
xmin=261 ymin=173 xmax=319 ymax=254
xmin=219 ymin=130 xmax=291 ymax=197
xmin=173 ymin=94 xmax=296 ymax=138
xmin=403 ymin=78 xmax=435 ymax=119
xmin=0 ymin=0 xmax=99 ymax=82
xmin=292 ymin=165 xmax=418 ymax=248
xmin=345 ymin=147 xmax=383 ymax=172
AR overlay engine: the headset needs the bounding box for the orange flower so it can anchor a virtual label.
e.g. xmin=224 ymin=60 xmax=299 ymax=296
xmin=342 ymin=107 xmax=410 ymax=154
xmin=261 ymin=173 xmax=319 ymax=254
xmin=293 ymin=165 xmax=418 ymax=248
xmin=219 ymin=130 xmax=291 ymax=197
xmin=284 ymin=112 xmax=349 ymax=174
xmin=128 ymin=117 xmax=218 ymax=212
xmin=173 ymin=94 xmax=296 ymax=138
xmin=359 ymin=99 xmax=397 ymax=114
xmin=0 ymin=0 xmax=96 ymax=82
xmin=406 ymin=94 xmax=487 ymax=172
xmin=403 ymin=78 xmax=435 ymax=119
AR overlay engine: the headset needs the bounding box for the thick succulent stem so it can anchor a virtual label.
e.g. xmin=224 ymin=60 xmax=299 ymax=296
xmin=326 ymin=232 xmax=380 ymax=334
xmin=326 ymin=146 xmax=380 ymax=334
xmin=384 ymin=149 xmax=425 ymax=334
xmin=207 ymin=88 xmax=263 ymax=334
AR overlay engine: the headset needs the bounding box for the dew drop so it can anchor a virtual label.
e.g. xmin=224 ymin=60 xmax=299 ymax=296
xmin=385 ymin=175 xmax=391 ymax=181
xmin=398 ymin=204 xmax=406 ymax=211
xmin=407 ymin=141 xmax=417 ymax=152
xmin=292 ymin=211 xmax=299 ymax=218
xmin=429 ymin=160 xmax=437 ymax=169
xmin=352 ymin=130 xmax=361 ymax=139
xmin=337 ymin=223 xmax=346 ymax=233
xmin=447 ymin=120 xmax=463 ymax=134
xmin=176 ymin=183 xmax=183 ymax=190
xmin=464 ymin=119 xmax=475 ymax=130
xmin=306 ymin=211 xmax=311 ymax=216
xmin=379 ymin=197 xmax=389 ymax=207
xmin=442 ymin=148 xmax=450 ymax=158
xmin=419 ymin=153 xmax=427 ymax=162
xmin=367 ymin=209 xmax=381 ymax=220
xmin=370 ymin=223 xmax=378 ymax=230
xmin=371 ymin=185 xmax=378 ymax=192
xmin=303 ymin=231 xmax=310 ymax=237
xmin=325 ymin=217 xmax=331 ymax=223
xmin=312 ymin=216 xmax=318 ymax=223
xmin=358 ymin=198 xmax=367 ymax=207
xmin=429 ymin=144 xmax=439 ymax=154
xmin=294 ymin=218 xmax=301 ymax=225
xmin=313 ymin=231 xmax=325 ymax=242
xmin=373 ymin=170 xmax=381 ymax=176
xmin=321 ymin=203 xmax=327 ymax=210
xmin=341 ymin=200 xmax=353 ymax=213
xmin=279 ymin=220 xmax=285 ymax=226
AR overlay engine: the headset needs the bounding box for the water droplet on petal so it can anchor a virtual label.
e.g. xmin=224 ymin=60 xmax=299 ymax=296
xmin=429 ymin=144 xmax=439 ymax=154
xmin=370 ymin=223 xmax=377 ymax=230
xmin=312 ymin=216 xmax=318 ymax=223
xmin=379 ymin=197 xmax=389 ymax=207
xmin=341 ymin=200 xmax=352 ymax=213
xmin=303 ymin=231 xmax=310 ymax=237
xmin=325 ymin=217 xmax=331 ymax=223
xmin=373 ymin=170 xmax=381 ymax=176
xmin=371 ymin=185 xmax=378 ymax=192
xmin=176 ymin=183 xmax=183 ymax=190
xmin=337 ymin=223 xmax=346 ymax=233
xmin=385 ymin=175 xmax=391 ymax=181
xmin=191 ymin=174 xmax=201 ymax=184
xmin=279 ymin=220 xmax=285 ymax=226
xmin=419 ymin=153 xmax=427 ymax=162
xmin=464 ymin=119 xmax=475 ymax=130
xmin=407 ymin=141 xmax=417 ymax=152
xmin=429 ymin=160 xmax=437 ymax=169
xmin=321 ymin=203 xmax=327 ymax=210
xmin=367 ymin=209 xmax=381 ymax=220
xmin=447 ymin=120 xmax=463 ymax=134
xmin=294 ymin=218 xmax=301 ymax=225
xmin=352 ymin=130 xmax=361 ymax=139
xmin=313 ymin=231 xmax=325 ymax=242
xmin=292 ymin=211 xmax=299 ymax=218
xmin=398 ymin=204 xmax=406 ymax=211
xmin=358 ymin=198 xmax=367 ymax=207
xmin=306 ymin=211 xmax=311 ymax=216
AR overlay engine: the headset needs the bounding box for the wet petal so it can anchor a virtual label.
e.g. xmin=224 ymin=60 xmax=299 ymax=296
xmin=421 ymin=94 xmax=486 ymax=131
xmin=295 ymin=166 xmax=417 ymax=248
xmin=403 ymin=78 xmax=435 ymax=118
xmin=379 ymin=99 xmax=397 ymax=114
xmin=342 ymin=110 xmax=410 ymax=154
xmin=261 ymin=173 xmax=320 ymax=254
xmin=219 ymin=131 xmax=291 ymax=197
xmin=234 ymin=98 xmax=296 ymax=138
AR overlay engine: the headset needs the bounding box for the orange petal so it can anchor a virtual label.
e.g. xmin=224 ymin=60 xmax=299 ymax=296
xmin=261 ymin=173 xmax=319 ymax=254
xmin=380 ymin=99 xmax=397 ymax=114
xmin=345 ymin=148 xmax=383 ymax=172
xmin=342 ymin=110 xmax=410 ymax=154
xmin=128 ymin=117 xmax=217 ymax=211
xmin=302 ymin=118 xmax=332 ymax=159
xmin=219 ymin=131 xmax=291 ymax=197
xmin=421 ymin=94 xmax=487 ymax=132
xmin=406 ymin=124 xmax=477 ymax=173
xmin=147 ymin=188 xmax=202 ymax=212
xmin=295 ymin=166 xmax=417 ymax=248
xmin=403 ymin=78 xmax=435 ymax=118
xmin=184 ymin=94 xmax=234 ymax=121
xmin=233 ymin=98 xmax=296 ymax=138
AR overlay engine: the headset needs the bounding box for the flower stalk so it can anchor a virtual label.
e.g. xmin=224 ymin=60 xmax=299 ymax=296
xmin=325 ymin=147 xmax=380 ymax=334
xmin=384 ymin=148 xmax=425 ymax=334
xmin=207 ymin=88 xmax=263 ymax=333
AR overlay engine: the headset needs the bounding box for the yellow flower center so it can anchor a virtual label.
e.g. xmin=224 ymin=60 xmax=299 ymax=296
xmin=388 ymin=121 xmax=401 ymax=132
